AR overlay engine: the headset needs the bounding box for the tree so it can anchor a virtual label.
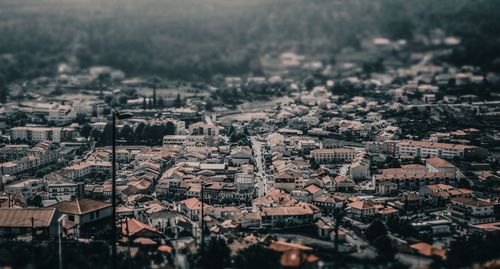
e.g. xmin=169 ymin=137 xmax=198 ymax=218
xmin=90 ymin=128 xmax=101 ymax=142
xmin=173 ymin=93 xmax=183 ymax=108
xmin=446 ymin=233 xmax=500 ymax=268
xmin=234 ymin=244 xmax=281 ymax=269
xmin=118 ymin=95 xmax=128 ymax=105
xmin=148 ymin=98 xmax=153 ymax=109
xmin=386 ymin=215 xmax=417 ymax=238
xmin=80 ymin=123 xmax=93 ymax=139
xmin=309 ymin=157 xmax=320 ymax=170
xmin=165 ymin=122 xmax=176 ymax=135
xmin=119 ymin=124 xmax=133 ymax=142
xmin=412 ymin=155 xmax=422 ymax=165
xmin=196 ymin=237 xmax=231 ymax=269
xmin=373 ymin=235 xmax=395 ymax=261
xmin=149 ymin=76 xmax=161 ymax=108
xmin=304 ymin=76 xmax=315 ymax=90
xmin=141 ymin=125 xmax=151 ymax=142
xmin=27 ymin=195 xmax=42 ymax=207
xmin=386 ymin=156 xmax=401 ymax=168
xmin=158 ymin=97 xmax=165 ymax=108
xmin=135 ymin=122 xmax=146 ymax=143
xmin=243 ymin=127 xmax=250 ymax=136
xmin=204 ymin=98 xmax=214 ymax=111
xmin=153 ymin=88 xmax=157 ymax=107
xmin=365 ymin=220 xmax=387 ymax=242
xmin=142 ymin=96 xmax=147 ymax=110
xmin=104 ymin=95 xmax=113 ymax=105
xmin=74 ymin=113 xmax=88 ymax=125
xmin=99 ymin=123 xmax=113 ymax=146
xmin=102 ymin=108 xmax=111 ymax=116
xmin=212 ymin=74 xmax=225 ymax=87
xmin=0 ymin=73 xmax=7 ymax=103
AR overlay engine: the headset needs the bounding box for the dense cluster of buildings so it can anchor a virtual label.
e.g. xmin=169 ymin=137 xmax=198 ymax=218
xmin=0 ymin=35 xmax=499 ymax=268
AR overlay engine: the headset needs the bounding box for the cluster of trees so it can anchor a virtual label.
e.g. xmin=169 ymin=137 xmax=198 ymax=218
xmin=445 ymin=233 xmax=500 ymax=268
xmin=365 ymin=220 xmax=396 ymax=261
xmin=385 ymin=216 xmax=419 ymax=239
xmin=191 ymin=237 xmax=296 ymax=269
xmin=80 ymin=122 xmax=176 ymax=146
xmin=227 ymin=126 xmax=251 ymax=147
xmin=211 ymin=80 xmax=290 ymax=107
xmin=0 ymin=240 xmax=151 ymax=269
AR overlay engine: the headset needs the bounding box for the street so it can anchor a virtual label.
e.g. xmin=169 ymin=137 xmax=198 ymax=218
xmin=251 ymin=136 xmax=267 ymax=196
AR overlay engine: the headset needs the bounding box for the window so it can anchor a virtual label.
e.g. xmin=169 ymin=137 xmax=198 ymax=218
xmin=68 ymin=215 xmax=74 ymax=221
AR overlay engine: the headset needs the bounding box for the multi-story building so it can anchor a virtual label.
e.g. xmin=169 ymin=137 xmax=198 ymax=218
xmin=0 ymin=145 xmax=30 ymax=161
xmin=396 ymin=140 xmax=487 ymax=160
xmin=4 ymin=178 xmax=46 ymax=199
xmin=311 ymin=148 xmax=356 ymax=164
xmin=332 ymin=176 xmax=355 ymax=192
xmin=426 ymin=157 xmax=457 ymax=174
xmin=261 ymin=205 xmax=317 ymax=227
xmin=449 ymin=197 xmax=495 ymax=225
xmin=63 ymin=161 xmax=112 ymax=180
xmin=234 ymin=172 xmax=254 ymax=190
xmin=350 ymin=155 xmax=371 ymax=180
xmin=0 ymin=142 xmax=58 ymax=176
xmin=347 ymin=200 xmax=378 ymax=221
xmin=10 ymin=127 xmax=74 ymax=143
xmin=50 ymin=198 xmax=112 ymax=238
xmin=178 ymin=197 xmax=211 ymax=221
xmin=420 ymin=184 xmax=472 ymax=206
xmin=273 ymin=170 xmax=304 ymax=192
xmin=47 ymin=181 xmax=80 ymax=201
xmin=188 ymin=122 xmax=220 ymax=136
xmin=47 ymin=104 xmax=76 ymax=124
xmin=374 ymin=172 xmax=456 ymax=191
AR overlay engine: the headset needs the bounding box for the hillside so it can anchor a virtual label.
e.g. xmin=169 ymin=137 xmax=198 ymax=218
xmin=0 ymin=0 xmax=499 ymax=83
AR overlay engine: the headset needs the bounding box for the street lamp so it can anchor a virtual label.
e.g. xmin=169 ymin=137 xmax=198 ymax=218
xmin=111 ymin=111 xmax=133 ymax=269
xmin=200 ymin=182 xmax=205 ymax=258
xmin=57 ymin=214 xmax=66 ymax=269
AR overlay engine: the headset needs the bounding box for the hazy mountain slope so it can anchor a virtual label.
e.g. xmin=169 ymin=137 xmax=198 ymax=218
xmin=0 ymin=0 xmax=499 ymax=82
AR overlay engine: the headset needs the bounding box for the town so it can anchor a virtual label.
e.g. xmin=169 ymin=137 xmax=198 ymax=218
xmin=0 ymin=32 xmax=499 ymax=269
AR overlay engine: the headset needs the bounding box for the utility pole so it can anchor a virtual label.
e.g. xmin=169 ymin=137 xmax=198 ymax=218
xmin=110 ymin=111 xmax=133 ymax=269
xmin=200 ymin=182 xmax=205 ymax=259
xmin=58 ymin=215 xmax=66 ymax=269
xmin=111 ymin=113 xmax=117 ymax=269
xmin=125 ymin=217 xmax=131 ymax=258
xmin=31 ymin=217 xmax=35 ymax=241
xmin=334 ymin=205 xmax=346 ymax=253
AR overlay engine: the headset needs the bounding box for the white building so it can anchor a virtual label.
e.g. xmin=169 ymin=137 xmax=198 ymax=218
xmin=5 ymin=178 xmax=46 ymax=199
xmin=396 ymin=140 xmax=487 ymax=160
xmin=449 ymin=198 xmax=495 ymax=225
xmin=10 ymin=127 xmax=74 ymax=143
xmin=350 ymin=155 xmax=371 ymax=180
xmin=47 ymin=181 xmax=79 ymax=201
xmin=234 ymin=172 xmax=254 ymax=190
xmin=311 ymin=148 xmax=356 ymax=164
xmin=188 ymin=122 xmax=220 ymax=136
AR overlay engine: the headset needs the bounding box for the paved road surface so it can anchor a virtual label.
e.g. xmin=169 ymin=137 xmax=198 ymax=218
xmin=251 ymin=136 xmax=267 ymax=196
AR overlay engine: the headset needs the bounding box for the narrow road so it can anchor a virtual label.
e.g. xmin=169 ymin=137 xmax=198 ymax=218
xmin=251 ymin=136 xmax=267 ymax=196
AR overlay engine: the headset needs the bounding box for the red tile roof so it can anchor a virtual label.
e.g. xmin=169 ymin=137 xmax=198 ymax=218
xmin=0 ymin=208 xmax=57 ymax=228
xmin=50 ymin=198 xmax=110 ymax=215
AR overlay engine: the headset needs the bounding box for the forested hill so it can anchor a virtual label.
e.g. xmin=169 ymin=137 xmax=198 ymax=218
xmin=0 ymin=0 xmax=499 ymax=83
